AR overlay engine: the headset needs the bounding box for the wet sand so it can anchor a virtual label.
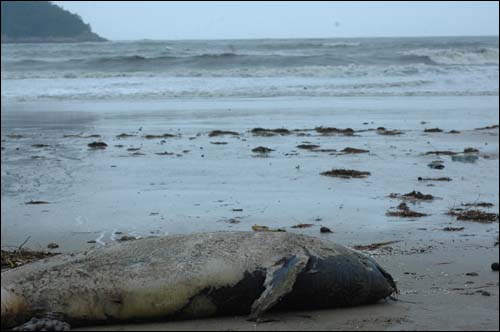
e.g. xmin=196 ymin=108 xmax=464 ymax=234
xmin=1 ymin=96 xmax=499 ymax=330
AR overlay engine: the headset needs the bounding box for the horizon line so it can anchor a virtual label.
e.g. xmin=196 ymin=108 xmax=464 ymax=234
xmin=102 ymin=34 xmax=500 ymax=42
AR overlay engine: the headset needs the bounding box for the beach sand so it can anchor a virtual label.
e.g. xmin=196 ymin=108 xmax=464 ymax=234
xmin=1 ymin=96 xmax=499 ymax=330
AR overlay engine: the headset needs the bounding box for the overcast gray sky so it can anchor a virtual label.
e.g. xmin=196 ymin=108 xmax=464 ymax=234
xmin=54 ymin=1 xmax=499 ymax=40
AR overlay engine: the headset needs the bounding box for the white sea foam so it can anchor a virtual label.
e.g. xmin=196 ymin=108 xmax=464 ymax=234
xmin=1 ymin=37 xmax=498 ymax=101
xmin=401 ymin=48 xmax=499 ymax=65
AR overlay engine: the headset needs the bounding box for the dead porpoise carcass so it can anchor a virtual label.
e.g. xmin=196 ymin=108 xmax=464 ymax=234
xmin=1 ymin=232 xmax=397 ymax=330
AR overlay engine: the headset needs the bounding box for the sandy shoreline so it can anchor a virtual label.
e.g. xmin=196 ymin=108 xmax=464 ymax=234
xmin=1 ymin=96 xmax=499 ymax=330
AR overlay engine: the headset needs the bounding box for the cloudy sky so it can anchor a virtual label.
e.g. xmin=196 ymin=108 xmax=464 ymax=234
xmin=54 ymin=1 xmax=499 ymax=40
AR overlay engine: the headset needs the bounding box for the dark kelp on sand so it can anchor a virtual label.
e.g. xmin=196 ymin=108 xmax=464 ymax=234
xmin=291 ymin=223 xmax=314 ymax=229
xmin=389 ymin=191 xmax=435 ymax=201
xmin=87 ymin=142 xmax=107 ymax=149
xmin=320 ymin=169 xmax=371 ymax=179
xmin=443 ymin=227 xmax=465 ymax=232
xmin=116 ymin=133 xmax=137 ymax=139
xmin=428 ymin=160 xmax=445 ymax=169
xmin=144 ymin=133 xmax=177 ymax=139
xmin=418 ymin=177 xmax=452 ymax=182
xmin=25 ymin=200 xmax=50 ymax=205
xmin=296 ymin=144 xmax=320 ymax=150
xmin=447 ymin=209 xmax=499 ymax=223
xmin=252 ymin=146 xmax=274 ymax=154
xmin=250 ymin=128 xmax=291 ymax=136
xmin=64 ymin=134 xmax=101 ymax=138
xmin=462 ymin=202 xmax=494 ymax=208
xmin=208 ymin=130 xmax=239 ymax=137
xmin=424 ymin=128 xmax=443 ymax=133
xmin=386 ymin=202 xmax=428 ymax=218
xmin=315 ymin=127 xmax=355 ymax=136
xmin=475 ymin=124 xmax=499 ymax=130
xmin=377 ymin=127 xmax=403 ymax=136
xmin=1 ymin=249 xmax=58 ymax=270
xmin=353 ymin=241 xmax=400 ymax=251
xmin=251 ymin=225 xmax=286 ymax=232
xmin=340 ymin=147 xmax=370 ymax=154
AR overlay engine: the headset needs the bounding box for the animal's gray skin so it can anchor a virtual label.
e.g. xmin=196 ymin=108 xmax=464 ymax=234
xmin=1 ymin=232 xmax=397 ymax=330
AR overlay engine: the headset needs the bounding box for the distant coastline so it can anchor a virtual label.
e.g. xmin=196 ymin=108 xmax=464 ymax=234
xmin=1 ymin=33 xmax=106 ymax=44
xmin=1 ymin=1 xmax=106 ymax=44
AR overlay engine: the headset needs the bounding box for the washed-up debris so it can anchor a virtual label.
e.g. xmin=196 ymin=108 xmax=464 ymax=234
xmin=88 ymin=142 xmax=107 ymax=149
xmin=320 ymin=169 xmax=370 ymax=179
xmin=115 ymin=144 xmax=124 ymax=148
xmin=492 ymin=263 xmax=499 ymax=271
xmin=475 ymin=124 xmax=499 ymax=130
xmin=31 ymin=144 xmax=50 ymax=148
xmin=252 ymin=146 xmax=274 ymax=154
xmin=447 ymin=208 xmax=498 ymax=224
xmin=25 ymin=200 xmax=49 ymax=205
xmin=116 ymin=133 xmax=136 ymax=138
xmin=402 ymin=191 xmax=434 ymax=200
xmin=47 ymin=243 xmax=59 ymax=249
xmin=232 ymin=208 xmax=243 ymax=212
xmin=126 ymin=148 xmax=141 ymax=151
xmin=377 ymin=127 xmax=403 ymax=136
xmin=251 ymin=128 xmax=291 ymax=136
xmin=386 ymin=202 xmax=428 ymax=218
xmin=340 ymin=147 xmax=369 ymax=154
xmin=252 ymin=225 xmax=286 ymax=232
xmin=208 ymin=130 xmax=239 ymax=137
xmin=64 ymin=134 xmax=100 ymax=138
xmin=443 ymin=227 xmax=464 ymax=231
xmin=1 ymin=249 xmax=57 ymax=270
xmin=462 ymin=202 xmax=494 ymax=208
xmin=389 ymin=191 xmax=434 ymax=201
xmin=353 ymin=241 xmax=400 ymax=251
xmin=144 ymin=133 xmax=177 ymax=139
xmin=463 ymin=147 xmax=479 ymax=153
xmin=465 ymin=272 xmax=479 ymax=277
xmin=448 ymin=130 xmax=461 ymax=134
xmin=424 ymin=128 xmax=443 ymax=133
xmin=428 ymin=160 xmax=445 ymax=169
xmin=210 ymin=141 xmax=228 ymax=145
xmin=226 ymin=218 xmax=241 ymax=224
xmin=291 ymin=224 xmax=314 ymax=229
xmin=418 ymin=177 xmax=452 ymax=182
xmin=155 ymin=151 xmax=175 ymax=156
xmin=6 ymin=134 xmax=24 ymax=139
xmin=451 ymin=154 xmax=479 ymax=163
xmin=320 ymin=227 xmax=333 ymax=233
xmin=425 ymin=151 xmax=458 ymax=156
xmin=315 ymin=127 xmax=355 ymax=136
xmin=447 ymin=209 xmax=499 ymax=223
xmin=296 ymin=144 xmax=320 ymax=150
xmin=118 ymin=235 xmax=137 ymax=242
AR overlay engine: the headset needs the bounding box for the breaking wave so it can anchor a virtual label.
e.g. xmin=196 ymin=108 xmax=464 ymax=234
xmin=401 ymin=48 xmax=499 ymax=65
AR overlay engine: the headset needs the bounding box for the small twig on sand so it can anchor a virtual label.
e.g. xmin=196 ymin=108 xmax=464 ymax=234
xmin=18 ymin=236 xmax=31 ymax=251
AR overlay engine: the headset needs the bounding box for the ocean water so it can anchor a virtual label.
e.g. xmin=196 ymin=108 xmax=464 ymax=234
xmin=1 ymin=36 xmax=498 ymax=102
